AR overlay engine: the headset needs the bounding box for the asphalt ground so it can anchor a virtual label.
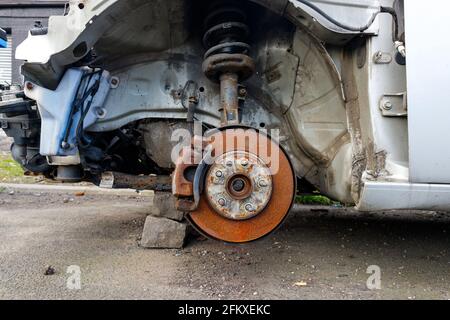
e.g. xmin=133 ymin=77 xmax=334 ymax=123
xmin=1 ymin=185 xmax=450 ymax=300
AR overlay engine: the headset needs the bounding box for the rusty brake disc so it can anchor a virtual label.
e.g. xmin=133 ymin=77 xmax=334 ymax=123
xmin=186 ymin=128 xmax=296 ymax=243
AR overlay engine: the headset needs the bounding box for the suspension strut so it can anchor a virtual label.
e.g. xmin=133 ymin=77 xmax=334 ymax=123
xmin=202 ymin=1 xmax=255 ymax=126
xmin=172 ymin=1 xmax=296 ymax=243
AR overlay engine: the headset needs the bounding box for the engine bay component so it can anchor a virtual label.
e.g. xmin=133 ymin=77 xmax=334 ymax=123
xmin=24 ymin=68 xmax=111 ymax=158
xmin=0 ymin=87 xmax=50 ymax=174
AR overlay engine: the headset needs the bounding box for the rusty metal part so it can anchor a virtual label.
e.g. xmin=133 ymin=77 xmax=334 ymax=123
xmin=186 ymin=129 xmax=296 ymax=243
xmin=205 ymin=151 xmax=273 ymax=221
xmin=202 ymin=2 xmax=255 ymax=128
xmin=202 ymin=53 xmax=255 ymax=83
xmin=172 ymin=135 xmax=215 ymax=202
xmin=172 ymin=147 xmax=198 ymax=198
xmin=100 ymin=171 xmax=172 ymax=191
xmin=220 ymin=73 xmax=239 ymax=125
xmin=140 ymin=121 xmax=193 ymax=170
xmin=203 ymin=1 xmax=251 ymax=60
xmin=172 ymin=135 xmax=212 ymax=212
xmin=202 ymin=54 xmax=255 ymax=126
xmin=176 ymin=198 xmax=198 ymax=212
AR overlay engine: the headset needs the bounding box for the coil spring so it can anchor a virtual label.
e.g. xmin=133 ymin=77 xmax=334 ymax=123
xmin=203 ymin=2 xmax=251 ymax=59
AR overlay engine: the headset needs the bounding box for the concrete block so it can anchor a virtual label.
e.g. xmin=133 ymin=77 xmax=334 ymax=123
xmin=150 ymin=192 xmax=185 ymax=222
xmin=140 ymin=216 xmax=188 ymax=249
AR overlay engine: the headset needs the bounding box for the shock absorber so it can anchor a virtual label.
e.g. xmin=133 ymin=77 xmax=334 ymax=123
xmin=173 ymin=1 xmax=296 ymax=243
xmin=202 ymin=1 xmax=255 ymax=126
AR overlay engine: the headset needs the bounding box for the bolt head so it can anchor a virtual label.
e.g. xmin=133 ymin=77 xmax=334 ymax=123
xmin=245 ymin=204 xmax=255 ymax=212
xmin=218 ymin=198 xmax=226 ymax=206
xmin=383 ymin=101 xmax=393 ymax=110
xmin=215 ymin=170 xmax=223 ymax=178
xmin=258 ymin=179 xmax=268 ymax=188
xmin=241 ymin=159 xmax=249 ymax=167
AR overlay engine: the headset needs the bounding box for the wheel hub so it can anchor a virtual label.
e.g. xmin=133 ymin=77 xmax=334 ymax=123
xmin=206 ymin=151 xmax=273 ymax=221
xmin=183 ymin=128 xmax=296 ymax=243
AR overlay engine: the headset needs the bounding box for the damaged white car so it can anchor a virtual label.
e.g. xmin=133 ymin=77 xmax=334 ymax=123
xmin=0 ymin=0 xmax=446 ymax=243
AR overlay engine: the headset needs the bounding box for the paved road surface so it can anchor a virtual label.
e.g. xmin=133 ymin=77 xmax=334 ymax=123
xmin=1 ymin=185 xmax=450 ymax=300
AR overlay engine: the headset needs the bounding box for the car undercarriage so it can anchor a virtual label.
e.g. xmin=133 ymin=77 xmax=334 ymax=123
xmin=3 ymin=0 xmax=449 ymax=243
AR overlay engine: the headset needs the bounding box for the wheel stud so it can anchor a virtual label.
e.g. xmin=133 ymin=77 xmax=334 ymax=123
xmin=258 ymin=179 xmax=268 ymax=188
xmin=245 ymin=203 xmax=255 ymax=212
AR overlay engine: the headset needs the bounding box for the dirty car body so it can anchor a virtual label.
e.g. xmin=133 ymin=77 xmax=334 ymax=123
xmin=1 ymin=0 xmax=448 ymax=242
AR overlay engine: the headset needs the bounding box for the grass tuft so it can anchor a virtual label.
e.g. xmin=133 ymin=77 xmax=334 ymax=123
xmin=295 ymin=194 xmax=342 ymax=206
xmin=0 ymin=154 xmax=25 ymax=181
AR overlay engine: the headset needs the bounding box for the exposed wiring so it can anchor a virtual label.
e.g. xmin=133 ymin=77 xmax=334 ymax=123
xmin=297 ymin=0 xmax=399 ymax=39
xmin=380 ymin=6 xmax=399 ymax=41
xmin=62 ymin=73 xmax=92 ymax=147
xmin=76 ymin=70 xmax=102 ymax=149
xmin=62 ymin=69 xmax=102 ymax=148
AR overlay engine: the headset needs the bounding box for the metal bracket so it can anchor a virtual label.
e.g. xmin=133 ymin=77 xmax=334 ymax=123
xmin=379 ymin=93 xmax=407 ymax=117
